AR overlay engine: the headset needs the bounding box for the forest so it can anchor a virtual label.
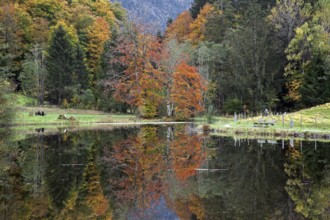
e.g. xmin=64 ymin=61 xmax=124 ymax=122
xmin=0 ymin=0 xmax=329 ymax=122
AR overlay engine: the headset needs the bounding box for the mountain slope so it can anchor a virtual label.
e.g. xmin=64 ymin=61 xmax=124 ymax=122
xmin=112 ymin=0 xmax=193 ymax=30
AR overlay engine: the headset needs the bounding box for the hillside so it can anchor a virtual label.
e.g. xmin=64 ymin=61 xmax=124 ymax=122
xmin=112 ymin=0 xmax=193 ymax=30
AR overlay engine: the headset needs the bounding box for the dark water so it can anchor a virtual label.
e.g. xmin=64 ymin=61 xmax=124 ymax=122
xmin=0 ymin=125 xmax=329 ymax=220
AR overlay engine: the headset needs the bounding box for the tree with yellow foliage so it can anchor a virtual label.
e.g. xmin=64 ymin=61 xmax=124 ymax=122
xmin=188 ymin=3 xmax=215 ymax=45
xmin=166 ymin=11 xmax=193 ymax=43
xmin=85 ymin=17 xmax=110 ymax=86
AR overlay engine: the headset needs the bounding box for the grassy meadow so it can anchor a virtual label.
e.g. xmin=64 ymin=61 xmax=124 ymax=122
xmin=197 ymin=103 xmax=330 ymax=137
xmin=10 ymin=94 xmax=141 ymax=126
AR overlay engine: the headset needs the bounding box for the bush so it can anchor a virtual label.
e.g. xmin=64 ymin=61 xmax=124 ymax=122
xmin=79 ymin=89 xmax=95 ymax=109
xmin=174 ymin=108 xmax=191 ymax=121
xmin=139 ymin=99 xmax=158 ymax=118
xmin=223 ymin=98 xmax=242 ymax=115
xmin=97 ymin=93 xmax=129 ymax=113
xmin=61 ymin=98 xmax=69 ymax=108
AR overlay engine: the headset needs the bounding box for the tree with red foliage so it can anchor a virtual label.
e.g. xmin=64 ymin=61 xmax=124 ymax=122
xmin=171 ymin=62 xmax=206 ymax=120
xmin=110 ymin=22 xmax=163 ymax=117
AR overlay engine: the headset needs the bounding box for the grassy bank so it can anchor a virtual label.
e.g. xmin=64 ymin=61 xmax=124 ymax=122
xmin=196 ymin=103 xmax=330 ymax=137
xmin=6 ymin=94 xmax=330 ymax=139
xmin=12 ymin=106 xmax=143 ymax=126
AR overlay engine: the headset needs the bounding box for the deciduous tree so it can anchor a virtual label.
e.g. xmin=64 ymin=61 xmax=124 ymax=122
xmin=189 ymin=3 xmax=215 ymax=45
xmin=268 ymin=0 xmax=311 ymax=46
xmin=171 ymin=62 xmax=206 ymax=120
xmin=285 ymin=20 xmax=330 ymax=105
xmin=166 ymin=11 xmax=193 ymax=43
xmin=158 ymin=40 xmax=191 ymax=117
xmin=110 ymin=22 xmax=163 ymax=117
xmin=85 ymin=17 xmax=110 ymax=87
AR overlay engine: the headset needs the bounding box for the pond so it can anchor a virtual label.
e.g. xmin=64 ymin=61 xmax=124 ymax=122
xmin=0 ymin=125 xmax=329 ymax=219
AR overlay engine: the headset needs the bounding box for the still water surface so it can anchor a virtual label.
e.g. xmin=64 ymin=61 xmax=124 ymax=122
xmin=0 ymin=125 xmax=329 ymax=219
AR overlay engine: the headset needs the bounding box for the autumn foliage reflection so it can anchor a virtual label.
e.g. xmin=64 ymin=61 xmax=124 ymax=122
xmin=105 ymin=125 xmax=206 ymax=218
xmin=109 ymin=126 xmax=166 ymax=211
xmin=56 ymin=156 xmax=112 ymax=219
xmin=170 ymin=128 xmax=205 ymax=181
xmin=285 ymin=142 xmax=330 ymax=219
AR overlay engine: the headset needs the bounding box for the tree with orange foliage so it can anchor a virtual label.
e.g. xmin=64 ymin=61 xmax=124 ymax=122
xmin=166 ymin=11 xmax=193 ymax=43
xmin=189 ymin=3 xmax=215 ymax=45
xmin=110 ymin=22 xmax=163 ymax=117
xmin=158 ymin=39 xmax=206 ymax=119
xmin=171 ymin=62 xmax=206 ymax=120
xmin=158 ymin=39 xmax=189 ymax=117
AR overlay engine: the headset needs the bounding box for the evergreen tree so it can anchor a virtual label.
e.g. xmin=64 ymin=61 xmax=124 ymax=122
xmin=74 ymin=45 xmax=89 ymax=90
xmin=300 ymin=55 xmax=330 ymax=107
xmin=46 ymin=24 xmax=76 ymax=105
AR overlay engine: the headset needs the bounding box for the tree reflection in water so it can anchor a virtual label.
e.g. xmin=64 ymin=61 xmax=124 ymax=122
xmin=285 ymin=140 xmax=330 ymax=220
xmin=0 ymin=126 xmax=329 ymax=219
xmin=102 ymin=125 xmax=205 ymax=219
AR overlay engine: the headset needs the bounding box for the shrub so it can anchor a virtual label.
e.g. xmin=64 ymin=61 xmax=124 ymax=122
xmin=139 ymin=99 xmax=158 ymax=118
xmin=79 ymin=89 xmax=95 ymax=109
xmin=62 ymin=98 xmax=69 ymax=109
xmin=223 ymin=98 xmax=242 ymax=115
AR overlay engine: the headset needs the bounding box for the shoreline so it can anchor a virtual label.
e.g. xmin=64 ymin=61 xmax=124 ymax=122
xmin=204 ymin=127 xmax=330 ymax=141
xmin=6 ymin=121 xmax=188 ymax=127
xmin=2 ymin=120 xmax=330 ymax=142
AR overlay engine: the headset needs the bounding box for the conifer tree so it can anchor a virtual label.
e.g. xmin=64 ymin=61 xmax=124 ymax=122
xmin=74 ymin=45 xmax=89 ymax=90
xmin=300 ymin=55 xmax=330 ymax=107
xmin=46 ymin=24 xmax=76 ymax=105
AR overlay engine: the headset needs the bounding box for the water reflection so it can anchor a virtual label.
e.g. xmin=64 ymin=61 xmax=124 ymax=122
xmin=284 ymin=140 xmax=330 ymax=220
xmin=0 ymin=126 xmax=329 ymax=219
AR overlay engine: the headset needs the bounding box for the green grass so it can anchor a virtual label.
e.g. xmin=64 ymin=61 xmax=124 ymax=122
xmin=197 ymin=103 xmax=330 ymax=136
xmin=12 ymin=106 xmax=139 ymax=126
xmin=8 ymin=94 xmax=330 ymax=138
